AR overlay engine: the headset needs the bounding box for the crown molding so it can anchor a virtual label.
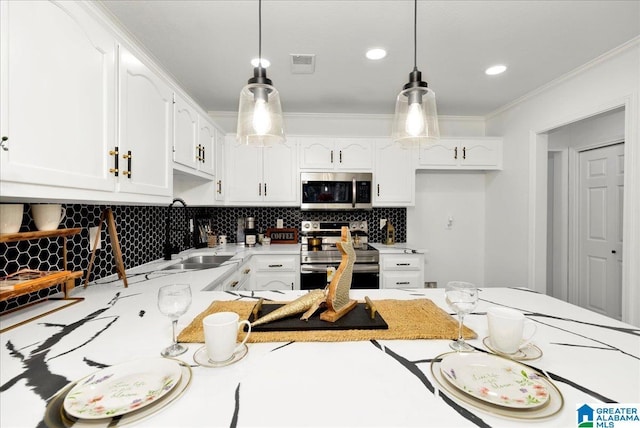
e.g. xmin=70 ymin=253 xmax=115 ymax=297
xmin=485 ymin=36 xmax=640 ymax=121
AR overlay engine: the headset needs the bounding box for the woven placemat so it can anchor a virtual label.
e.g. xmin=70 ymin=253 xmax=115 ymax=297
xmin=178 ymin=299 xmax=476 ymax=343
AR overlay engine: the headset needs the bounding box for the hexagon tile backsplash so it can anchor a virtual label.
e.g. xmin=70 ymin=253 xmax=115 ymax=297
xmin=0 ymin=204 xmax=405 ymax=313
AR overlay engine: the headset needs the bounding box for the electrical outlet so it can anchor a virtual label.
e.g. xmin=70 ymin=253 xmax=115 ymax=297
xmin=89 ymin=226 xmax=101 ymax=250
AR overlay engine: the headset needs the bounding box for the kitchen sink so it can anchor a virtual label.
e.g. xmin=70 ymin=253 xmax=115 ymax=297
xmin=182 ymin=255 xmax=233 ymax=265
xmin=161 ymin=255 xmax=233 ymax=271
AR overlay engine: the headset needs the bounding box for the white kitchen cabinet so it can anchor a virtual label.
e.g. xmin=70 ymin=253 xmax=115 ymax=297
xmin=222 ymin=260 xmax=252 ymax=292
xmin=418 ymin=137 xmax=502 ymax=170
xmin=299 ymin=138 xmax=373 ymax=171
xmin=198 ymin=118 xmax=216 ymax=176
xmin=117 ymin=46 xmax=173 ymax=197
xmin=226 ymin=137 xmax=297 ymax=205
xmin=251 ymin=255 xmax=300 ymax=291
xmin=173 ymin=94 xmax=199 ymax=170
xmin=214 ymin=129 xmax=225 ymax=201
xmin=380 ymin=253 xmax=424 ymax=289
xmin=373 ymin=139 xmax=416 ymax=206
xmin=0 ymin=0 xmax=116 ymax=195
xmin=173 ymin=93 xmax=215 ymax=178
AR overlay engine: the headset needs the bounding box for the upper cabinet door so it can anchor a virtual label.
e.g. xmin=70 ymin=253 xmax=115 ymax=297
xmin=198 ymin=117 xmax=216 ymax=176
xmin=173 ymin=94 xmax=199 ymax=170
xmin=459 ymin=138 xmax=502 ymax=168
xmin=118 ymin=46 xmax=173 ymax=197
xmin=373 ymin=139 xmax=415 ymax=206
xmin=418 ymin=139 xmax=459 ymax=167
xmin=334 ymin=139 xmax=373 ymax=170
xmin=225 ymin=138 xmax=262 ymax=203
xmin=298 ymin=138 xmax=335 ymax=169
xmin=214 ymin=130 xmax=226 ymax=201
xmin=262 ymin=139 xmax=298 ymax=203
xmin=0 ymin=0 xmax=116 ymax=192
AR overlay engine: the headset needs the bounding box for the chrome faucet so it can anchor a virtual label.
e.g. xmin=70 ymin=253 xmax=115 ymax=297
xmin=163 ymin=197 xmax=187 ymax=260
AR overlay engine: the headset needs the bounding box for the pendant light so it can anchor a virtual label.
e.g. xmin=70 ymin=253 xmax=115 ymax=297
xmin=391 ymin=0 xmax=439 ymax=145
xmin=237 ymin=0 xmax=285 ymax=146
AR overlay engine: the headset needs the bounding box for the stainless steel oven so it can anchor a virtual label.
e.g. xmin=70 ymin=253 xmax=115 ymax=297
xmin=301 ymin=172 xmax=373 ymax=210
xmin=300 ymin=221 xmax=379 ymax=289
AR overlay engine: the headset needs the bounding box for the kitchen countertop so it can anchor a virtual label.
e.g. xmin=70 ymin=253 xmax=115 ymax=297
xmin=1 ymin=255 xmax=639 ymax=427
xmin=369 ymin=242 xmax=427 ymax=254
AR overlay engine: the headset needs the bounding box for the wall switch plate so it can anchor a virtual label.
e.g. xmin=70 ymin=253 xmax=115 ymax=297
xmin=277 ymin=219 xmax=284 ymax=228
xmin=89 ymin=226 xmax=101 ymax=250
xmin=380 ymin=219 xmax=387 ymax=229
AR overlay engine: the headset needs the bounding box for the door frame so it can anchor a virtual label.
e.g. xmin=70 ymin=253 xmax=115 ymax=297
xmin=568 ymin=139 xmax=624 ymax=306
xmin=530 ymin=93 xmax=639 ymax=326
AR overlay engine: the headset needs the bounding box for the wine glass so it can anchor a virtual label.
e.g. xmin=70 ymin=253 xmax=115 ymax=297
xmin=157 ymin=284 xmax=192 ymax=357
xmin=445 ymin=281 xmax=478 ymax=352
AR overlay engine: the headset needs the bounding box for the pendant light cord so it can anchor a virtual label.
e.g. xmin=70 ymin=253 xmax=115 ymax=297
xmin=413 ymin=0 xmax=417 ymax=71
xmin=258 ymin=0 xmax=262 ymax=67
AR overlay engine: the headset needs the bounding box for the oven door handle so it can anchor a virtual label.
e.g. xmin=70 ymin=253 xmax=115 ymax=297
xmin=301 ymin=265 xmax=333 ymax=273
xmin=352 ymin=176 xmax=356 ymax=208
xmin=301 ymin=264 xmax=379 ymax=273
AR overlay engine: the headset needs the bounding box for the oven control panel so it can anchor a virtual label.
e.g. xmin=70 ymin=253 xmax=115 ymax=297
xmin=301 ymin=221 xmax=368 ymax=234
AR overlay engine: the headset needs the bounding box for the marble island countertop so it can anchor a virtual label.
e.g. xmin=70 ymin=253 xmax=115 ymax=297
xmin=1 ymin=251 xmax=639 ymax=427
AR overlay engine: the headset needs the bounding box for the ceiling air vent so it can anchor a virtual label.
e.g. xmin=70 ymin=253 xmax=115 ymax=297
xmin=290 ymin=54 xmax=315 ymax=74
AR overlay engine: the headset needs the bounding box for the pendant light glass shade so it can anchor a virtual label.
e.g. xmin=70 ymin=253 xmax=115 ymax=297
xmin=237 ymin=71 xmax=285 ymax=147
xmin=236 ymin=0 xmax=285 ymax=147
xmin=391 ymin=77 xmax=439 ymax=145
xmin=392 ymin=0 xmax=439 ymax=146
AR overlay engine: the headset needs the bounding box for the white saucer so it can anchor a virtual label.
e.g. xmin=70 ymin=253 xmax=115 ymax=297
xmin=483 ymin=336 xmax=543 ymax=361
xmin=194 ymin=344 xmax=248 ymax=368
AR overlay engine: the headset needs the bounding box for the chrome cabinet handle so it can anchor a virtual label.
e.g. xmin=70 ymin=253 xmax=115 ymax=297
xmin=377 ymin=183 xmax=380 ymax=197
xmin=463 ymin=146 xmax=466 ymax=160
xmin=217 ymin=180 xmax=222 ymax=194
xmin=454 ymin=147 xmax=458 ymax=160
xmin=339 ymin=150 xmax=342 ymax=163
xmin=268 ymin=264 xmax=283 ymax=268
xmin=330 ymin=149 xmax=334 ymax=163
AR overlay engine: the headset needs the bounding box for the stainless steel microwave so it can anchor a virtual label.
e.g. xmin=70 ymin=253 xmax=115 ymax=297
xmin=301 ymin=172 xmax=373 ymax=210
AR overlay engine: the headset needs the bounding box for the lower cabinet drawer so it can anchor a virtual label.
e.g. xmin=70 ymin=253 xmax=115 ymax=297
xmin=253 ymin=255 xmax=298 ymax=271
xmin=381 ymin=254 xmax=422 ymax=270
xmin=381 ymin=271 xmax=423 ymax=289
xmin=253 ymin=272 xmax=297 ymax=291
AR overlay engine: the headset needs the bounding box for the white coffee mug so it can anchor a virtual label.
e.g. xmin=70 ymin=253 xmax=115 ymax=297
xmin=487 ymin=307 xmax=537 ymax=354
xmin=203 ymin=312 xmax=251 ymax=363
xmin=218 ymin=235 xmax=227 ymax=245
xmin=0 ymin=204 xmax=24 ymax=234
xmin=32 ymin=204 xmax=66 ymax=231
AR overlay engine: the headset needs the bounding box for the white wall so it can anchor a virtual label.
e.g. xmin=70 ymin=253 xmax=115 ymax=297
xmin=408 ymin=171 xmax=486 ymax=287
xmin=484 ymin=38 xmax=639 ymax=325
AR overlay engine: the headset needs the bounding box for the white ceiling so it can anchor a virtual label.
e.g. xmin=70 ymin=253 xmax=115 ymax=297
xmin=99 ymin=1 xmax=640 ymax=116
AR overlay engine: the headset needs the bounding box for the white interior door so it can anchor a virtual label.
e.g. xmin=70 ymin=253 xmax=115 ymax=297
xmin=578 ymin=143 xmax=624 ymax=320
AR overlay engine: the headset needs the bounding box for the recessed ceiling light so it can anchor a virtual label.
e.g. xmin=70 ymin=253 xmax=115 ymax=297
xmin=366 ymin=48 xmax=387 ymax=60
xmin=485 ymin=64 xmax=507 ymax=75
xmin=251 ymin=57 xmax=271 ymax=68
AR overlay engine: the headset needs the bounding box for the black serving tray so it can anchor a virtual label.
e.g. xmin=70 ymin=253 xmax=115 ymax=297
xmin=248 ymin=302 xmax=388 ymax=332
